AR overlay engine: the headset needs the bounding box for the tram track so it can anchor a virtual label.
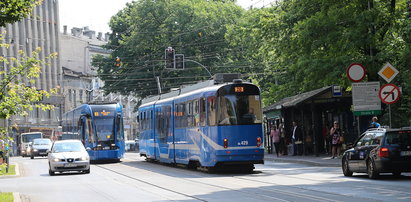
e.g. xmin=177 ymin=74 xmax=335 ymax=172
xmin=94 ymin=162 xmax=345 ymax=202
xmin=94 ymin=164 xmax=207 ymax=201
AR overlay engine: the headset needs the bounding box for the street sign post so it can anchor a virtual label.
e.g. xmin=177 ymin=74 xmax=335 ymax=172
xmin=347 ymin=63 xmax=366 ymax=82
xmin=378 ymin=83 xmax=401 ymax=105
xmin=352 ymin=82 xmax=381 ymax=116
xmin=378 ymin=63 xmax=399 ymax=83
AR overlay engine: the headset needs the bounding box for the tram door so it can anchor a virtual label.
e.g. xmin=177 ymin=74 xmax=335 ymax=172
xmin=155 ymin=104 xmax=174 ymax=163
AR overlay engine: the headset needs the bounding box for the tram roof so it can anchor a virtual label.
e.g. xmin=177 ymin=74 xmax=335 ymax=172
xmin=140 ymin=80 xmax=255 ymax=107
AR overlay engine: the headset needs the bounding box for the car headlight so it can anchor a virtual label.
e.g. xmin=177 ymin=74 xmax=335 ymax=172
xmin=81 ymin=156 xmax=89 ymax=161
xmin=53 ymin=158 xmax=61 ymax=162
xmin=33 ymin=149 xmax=38 ymax=152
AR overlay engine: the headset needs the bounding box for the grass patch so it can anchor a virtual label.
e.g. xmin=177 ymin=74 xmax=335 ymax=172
xmin=0 ymin=164 xmax=16 ymax=176
xmin=0 ymin=192 xmax=13 ymax=202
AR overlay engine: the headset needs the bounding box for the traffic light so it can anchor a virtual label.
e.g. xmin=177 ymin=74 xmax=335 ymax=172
xmin=165 ymin=47 xmax=175 ymax=69
xmin=175 ymin=54 xmax=184 ymax=69
xmin=115 ymin=56 xmax=121 ymax=67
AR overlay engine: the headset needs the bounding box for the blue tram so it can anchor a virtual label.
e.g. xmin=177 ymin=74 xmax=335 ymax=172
xmin=62 ymin=103 xmax=125 ymax=161
xmin=138 ymin=79 xmax=264 ymax=171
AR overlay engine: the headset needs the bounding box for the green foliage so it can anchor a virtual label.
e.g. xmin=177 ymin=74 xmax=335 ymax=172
xmin=0 ymin=192 xmax=13 ymax=202
xmin=0 ymin=0 xmax=42 ymax=27
xmin=93 ymin=0 xmax=244 ymax=98
xmin=226 ymin=0 xmax=411 ymax=126
xmin=0 ymin=35 xmax=58 ymax=153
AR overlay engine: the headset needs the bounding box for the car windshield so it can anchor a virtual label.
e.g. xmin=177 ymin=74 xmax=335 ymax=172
xmin=22 ymin=133 xmax=42 ymax=143
xmin=385 ymin=131 xmax=411 ymax=146
xmin=33 ymin=139 xmax=51 ymax=145
xmin=52 ymin=142 xmax=85 ymax=153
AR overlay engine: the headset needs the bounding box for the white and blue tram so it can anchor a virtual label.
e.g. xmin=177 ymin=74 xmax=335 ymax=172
xmin=62 ymin=103 xmax=125 ymax=161
xmin=138 ymin=79 xmax=264 ymax=171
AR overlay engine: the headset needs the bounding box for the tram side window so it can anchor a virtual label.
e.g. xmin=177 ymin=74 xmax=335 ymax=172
xmin=180 ymin=103 xmax=187 ymax=128
xmin=86 ymin=117 xmax=94 ymax=144
xmin=143 ymin=111 xmax=147 ymax=130
xmin=187 ymin=101 xmax=194 ymax=127
xmin=193 ymin=100 xmax=199 ymax=126
xmin=199 ymin=98 xmax=206 ymax=126
xmin=207 ymin=96 xmax=217 ymax=126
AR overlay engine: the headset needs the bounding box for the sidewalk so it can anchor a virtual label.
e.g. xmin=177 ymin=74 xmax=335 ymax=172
xmin=264 ymin=152 xmax=341 ymax=167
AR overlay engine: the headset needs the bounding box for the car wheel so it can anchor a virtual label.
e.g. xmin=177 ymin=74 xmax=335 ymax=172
xmin=367 ymin=159 xmax=379 ymax=179
xmin=342 ymin=157 xmax=353 ymax=177
xmin=392 ymin=171 xmax=401 ymax=177
xmin=84 ymin=168 xmax=90 ymax=174
xmin=49 ymin=168 xmax=55 ymax=176
xmin=30 ymin=155 xmax=34 ymax=159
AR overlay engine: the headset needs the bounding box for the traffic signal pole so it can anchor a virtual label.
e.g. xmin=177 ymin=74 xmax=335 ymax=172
xmin=184 ymin=59 xmax=212 ymax=78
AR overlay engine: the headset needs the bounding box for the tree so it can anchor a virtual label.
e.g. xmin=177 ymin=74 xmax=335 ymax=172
xmin=226 ymin=0 xmax=411 ymax=126
xmin=93 ymin=0 xmax=244 ymax=99
xmin=0 ymin=36 xmax=58 ymax=157
xmin=0 ymin=0 xmax=42 ymax=27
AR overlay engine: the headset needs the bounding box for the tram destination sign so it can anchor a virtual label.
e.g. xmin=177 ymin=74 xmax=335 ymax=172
xmin=352 ymin=81 xmax=382 ymax=116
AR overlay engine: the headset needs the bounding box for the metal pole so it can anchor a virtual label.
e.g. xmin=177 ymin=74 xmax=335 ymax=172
xmin=389 ymin=104 xmax=392 ymax=128
xmin=156 ymin=76 xmax=162 ymax=95
xmin=357 ymin=116 xmax=360 ymax=138
xmin=184 ymin=59 xmax=212 ymax=78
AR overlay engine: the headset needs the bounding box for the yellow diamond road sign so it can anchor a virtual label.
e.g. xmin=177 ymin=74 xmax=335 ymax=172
xmin=378 ymin=62 xmax=399 ymax=83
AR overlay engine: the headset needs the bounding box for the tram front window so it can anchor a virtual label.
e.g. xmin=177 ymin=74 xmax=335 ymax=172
xmin=95 ymin=118 xmax=115 ymax=142
xmin=217 ymin=95 xmax=262 ymax=125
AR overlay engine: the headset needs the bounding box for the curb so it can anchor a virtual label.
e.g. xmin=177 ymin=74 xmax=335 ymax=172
xmin=265 ymin=156 xmax=341 ymax=167
xmin=13 ymin=192 xmax=21 ymax=202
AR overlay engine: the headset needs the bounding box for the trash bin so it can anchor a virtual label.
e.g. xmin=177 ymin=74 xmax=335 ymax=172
xmin=287 ymin=144 xmax=293 ymax=156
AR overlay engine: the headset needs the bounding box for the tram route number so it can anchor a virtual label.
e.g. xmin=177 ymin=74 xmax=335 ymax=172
xmin=238 ymin=141 xmax=249 ymax=146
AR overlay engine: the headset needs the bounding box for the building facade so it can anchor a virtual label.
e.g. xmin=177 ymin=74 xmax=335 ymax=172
xmin=60 ymin=26 xmax=138 ymax=141
xmin=0 ymin=0 xmax=63 ymax=146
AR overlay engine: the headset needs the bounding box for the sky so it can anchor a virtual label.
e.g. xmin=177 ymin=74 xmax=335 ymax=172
xmin=58 ymin=0 xmax=277 ymax=34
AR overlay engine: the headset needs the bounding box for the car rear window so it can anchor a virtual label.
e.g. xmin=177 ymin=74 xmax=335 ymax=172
xmin=385 ymin=131 xmax=411 ymax=146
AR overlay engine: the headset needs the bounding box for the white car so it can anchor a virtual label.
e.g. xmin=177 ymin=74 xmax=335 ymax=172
xmin=48 ymin=140 xmax=90 ymax=176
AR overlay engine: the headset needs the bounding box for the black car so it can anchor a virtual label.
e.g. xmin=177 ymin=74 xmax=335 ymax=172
xmin=342 ymin=127 xmax=411 ymax=179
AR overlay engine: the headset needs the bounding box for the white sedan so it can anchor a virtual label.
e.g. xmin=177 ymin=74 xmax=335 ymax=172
xmin=48 ymin=140 xmax=90 ymax=176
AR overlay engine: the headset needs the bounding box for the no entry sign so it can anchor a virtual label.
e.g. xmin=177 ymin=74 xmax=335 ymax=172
xmin=379 ymin=84 xmax=401 ymax=104
xmin=347 ymin=63 xmax=366 ymax=82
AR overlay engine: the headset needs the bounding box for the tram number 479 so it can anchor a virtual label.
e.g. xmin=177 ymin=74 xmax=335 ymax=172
xmin=238 ymin=141 xmax=249 ymax=146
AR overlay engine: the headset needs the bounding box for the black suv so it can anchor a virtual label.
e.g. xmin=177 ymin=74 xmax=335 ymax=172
xmin=342 ymin=127 xmax=411 ymax=179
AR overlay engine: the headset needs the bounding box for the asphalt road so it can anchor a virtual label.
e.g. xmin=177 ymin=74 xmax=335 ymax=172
xmin=1 ymin=153 xmax=411 ymax=202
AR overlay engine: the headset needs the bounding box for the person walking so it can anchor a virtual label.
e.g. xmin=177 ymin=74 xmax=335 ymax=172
xmin=291 ymin=121 xmax=303 ymax=156
xmin=330 ymin=121 xmax=342 ymax=159
xmin=270 ymin=125 xmax=280 ymax=157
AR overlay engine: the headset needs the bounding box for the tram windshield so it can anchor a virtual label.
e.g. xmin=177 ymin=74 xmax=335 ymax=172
xmin=217 ymin=95 xmax=262 ymax=125
xmin=95 ymin=117 xmax=115 ymax=142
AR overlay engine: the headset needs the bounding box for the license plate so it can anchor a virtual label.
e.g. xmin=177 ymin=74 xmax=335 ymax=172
xmin=104 ymin=146 xmax=110 ymax=150
xmin=64 ymin=163 xmax=77 ymax=168
xmin=400 ymin=151 xmax=411 ymax=156
xmin=39 ymin=153 xmax=47 ymax=155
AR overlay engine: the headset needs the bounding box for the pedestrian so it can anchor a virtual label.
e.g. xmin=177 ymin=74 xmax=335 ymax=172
xmin=291 ymin=121 xmax=303 ymax=156
xmin=321 ymin=125 xmax=329 ymax=154
xmin=370 ymin=116 xmax=380 ymax=128
xmin=270 ymin=125 xmax=280 ymax=157
xmin=330 ymin=121 xmax=342 ymax=159
xmin=279 ymin=123 xmax=286 ymax=155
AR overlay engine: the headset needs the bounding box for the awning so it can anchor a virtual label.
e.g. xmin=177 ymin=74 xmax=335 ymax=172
xmin=263 ymin=86 xmax=332 ymax=113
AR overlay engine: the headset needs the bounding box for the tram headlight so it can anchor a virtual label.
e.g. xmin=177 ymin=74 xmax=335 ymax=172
xmin=223 ymin=138 xmax=228 ymax=148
